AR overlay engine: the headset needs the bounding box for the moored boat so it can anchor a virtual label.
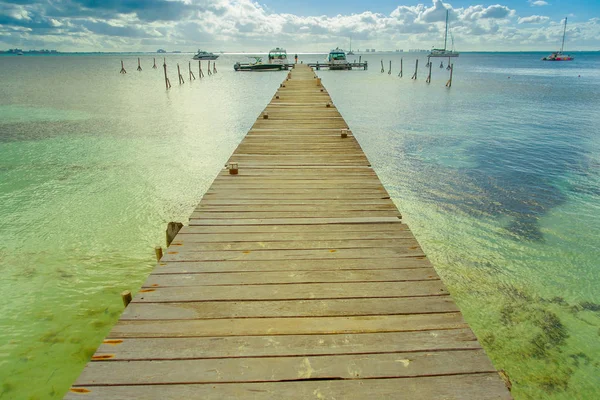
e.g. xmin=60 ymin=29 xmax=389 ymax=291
xmin=234 ymin=48 xmax=289 ymax=71
xmin=428 ymin=9 xmax=459 ymax=59
xmin=327 ymin=48 xmax=352 ymax=70
xmin=192 ymin=50 xmax=218 ymax=60
xmin=542 ymin=17 xmax=574 ymax=61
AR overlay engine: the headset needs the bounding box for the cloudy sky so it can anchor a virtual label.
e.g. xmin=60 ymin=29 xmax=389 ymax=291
xmin=0 ymin=0 xmax=598 ymax=52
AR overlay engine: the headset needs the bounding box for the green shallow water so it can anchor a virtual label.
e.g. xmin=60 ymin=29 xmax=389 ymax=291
xmin=0 ymin=53 xmax=599 ymax=399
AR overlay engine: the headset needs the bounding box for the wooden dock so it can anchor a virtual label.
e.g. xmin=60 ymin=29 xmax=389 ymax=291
xmin=66 ymin=65 xmax=511 ymax=399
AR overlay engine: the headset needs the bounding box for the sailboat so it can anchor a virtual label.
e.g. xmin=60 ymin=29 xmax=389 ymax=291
xmin=542 ymin=17 xmax=574 ymax=61
xmin=428 ymin=9 xmax=459 ymax=58
xmin=347 ymin=38 xmax=354 ymax=55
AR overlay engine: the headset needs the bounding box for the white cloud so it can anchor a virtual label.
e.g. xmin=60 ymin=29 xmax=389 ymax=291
xmin=529 ymin=0 xmax=549 ymax=6
xmin=518 ymin=15 xmax=550 ymax=24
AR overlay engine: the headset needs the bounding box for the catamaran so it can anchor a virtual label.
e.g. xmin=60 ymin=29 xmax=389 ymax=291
xmin=542 ymin=17 xmax=574 ymax=61
xmin=428 ymin=9 xmax=459 ymax=59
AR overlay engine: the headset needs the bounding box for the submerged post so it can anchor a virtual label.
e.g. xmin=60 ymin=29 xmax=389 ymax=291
xmin=388 ymin=60 xmax=392 ymax=75
xmin=121 ymin=290 xmax=132 ymax=307
xmin=163 ymin=58 xmax=171 ymax=89
xmin=155 ymin=246 xmax=163 ymax=261
xmin=120 ymin=60 xmax=126 ymax=74
xmin=426 ymin=60 xmax=432 ymax=83
xmin=446 ymin=63 xmax=454 ymax=87
xmin=152 ymin=58 xmax=157 ymax=69
xmin=177 ymin=63 xmax=184 ymax=84
xmin=207 ymin=61 xmax=212 ymax=76
xmin=166 ymin=222 xmax=183 ymax=247
xmin=189 ymin=61 xmax=196 ymax=80
xmin=198 ymin=61 xmax=204 ymax=78
xmin=137 ymin=58 xmax=142 ymax=72
xmin=399 ymin=58 xmax=403 ymax=77
xmin=213 ymin=62 xmax=217 ymax=74
xmin=380 ymin=59 xmax=384 ymax=73
xmin=411 ymin=59 xmax=418 ymax=80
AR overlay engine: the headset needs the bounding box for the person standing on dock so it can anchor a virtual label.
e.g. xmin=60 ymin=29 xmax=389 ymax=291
xmin=294 ymin=54 xmax=298 ymax=64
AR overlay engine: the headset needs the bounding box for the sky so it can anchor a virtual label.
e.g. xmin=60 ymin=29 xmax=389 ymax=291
xmin=0 ymin=0 xmax=598 ymax=52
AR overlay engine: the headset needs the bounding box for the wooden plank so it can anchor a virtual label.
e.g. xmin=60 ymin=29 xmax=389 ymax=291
xmin=123 ymin=296 xmax=454 ymax=320
xmin=173 ymin=232 xmax=415 ymax=243
xmin=167 ymin=238 xmax=416 ymax=251
xmin=161 ymin=247 xmax=425 ymax=262
xmin=154 ymin=258 xmax=433 ymax=274
xmin=179 ymin=223 xmax=408 ymax=234
xmin=92 ymin=329 xmax=481 ymax=360
xmin=188 ymin=218 xmax=401 ymax=226
xmin=132 ymin=281 xmax=447 ymax=302
xmin=73 ymin=350 xmax=495 ymax=385
xmin=66 ymin=374 xmax=512 ymax=400
xmin=143 ymin=267 xmax=439 ymax=286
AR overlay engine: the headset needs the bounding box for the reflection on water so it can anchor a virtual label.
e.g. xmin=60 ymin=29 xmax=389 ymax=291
xmin=0 ymin=52 xmax=599 ymax=399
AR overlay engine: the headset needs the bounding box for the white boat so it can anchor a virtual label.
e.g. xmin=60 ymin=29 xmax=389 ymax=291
xmin=192 ymin=50 xmax=218 ymax=60
xmin=428 ymin=9 xmax=459 ymax=58
xmin=267 ymin=48 xmax=288 ymax=66
xmin=542 ymin=17 xmax=574 ymax=61
xmin=327 ymin=48 xmax=352 ymax=70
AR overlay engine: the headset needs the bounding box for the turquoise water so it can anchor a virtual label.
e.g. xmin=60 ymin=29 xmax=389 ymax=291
xmin=0 ymin=53 xmax=599 ymax=399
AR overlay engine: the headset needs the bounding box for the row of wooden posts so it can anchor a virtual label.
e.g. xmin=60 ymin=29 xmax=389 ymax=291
xmin=379 ymin=58 xmax=454 ymax=87
xmin=119 ymin=58 xmax=218 ymax=89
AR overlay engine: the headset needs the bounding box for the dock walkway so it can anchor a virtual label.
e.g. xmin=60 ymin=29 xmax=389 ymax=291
xmin=66 ymin=65 xmax=511 ymax=399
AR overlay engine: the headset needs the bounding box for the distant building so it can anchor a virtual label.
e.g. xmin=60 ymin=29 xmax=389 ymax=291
xmin=371 ymin=48 xmax=376 ymax=52
xmin=157 ymin=49 xmax=166 ymax=53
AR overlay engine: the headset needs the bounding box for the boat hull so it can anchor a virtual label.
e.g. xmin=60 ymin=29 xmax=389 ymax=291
xmin=193 ymin=55 xmax=219 ymax=60
xmin=234 ymin=63 xmax=287 ymax=71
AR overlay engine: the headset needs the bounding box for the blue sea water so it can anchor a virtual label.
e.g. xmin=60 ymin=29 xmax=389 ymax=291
xmin=0 ymin=52 xmax=599 ymax=399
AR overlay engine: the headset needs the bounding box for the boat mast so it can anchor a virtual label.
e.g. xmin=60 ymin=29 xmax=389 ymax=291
xmin=560 ymin=17 xmax=567 ymax=53
xmin=444 ymin=9 xmax=449 ymax=51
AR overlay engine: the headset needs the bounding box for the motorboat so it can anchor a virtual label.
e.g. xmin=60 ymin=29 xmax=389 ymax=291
xmin=234 ymin=48 xmax=289 ymax=71
xmin=542 ymin=18 xmax=574 ymax=61
xmin=192 ymin=50 xmax=219 ymax=60
xmin=327 ymin=48 xmax=352 ymax=70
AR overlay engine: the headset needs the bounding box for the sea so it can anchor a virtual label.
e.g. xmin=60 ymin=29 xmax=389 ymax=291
xmin=0 ymin=51 xmax=599 ymax=399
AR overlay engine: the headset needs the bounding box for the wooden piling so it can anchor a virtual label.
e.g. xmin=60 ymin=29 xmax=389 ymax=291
xmin=411 ymin=59 xmax=418 ymax=80
xmin=228 ymin=162 xmax=238 ymax=175
xmin=120 ymin=60 xmax=126 ymax=74
xmin=162 ymin=59 xmax=171 ymax=89
xmin=121 ymin=290 xmax=132 ymax=307
xmin=388 ymin=60 xmax=392 ymax=75
xmin=198 ymin=61 xmax=204 ymax=78
xmin=426 ymin=60 xmax=432 ymax=84
xmin=213 ymin=62 xmax=217 ymax=74
xmin=207 ymin=61 xmax=212 ymax=76
xmin=446 ymin=63 xmax=454 ymax=87
xmin=153 ymin=58 xmax=157 ymax=69
xmin=380 ymin=59 xmax=384 ymax=73
xmin=177 ymin=64 xmax=184 ymax=84
xmin=154 ymin=246 xmax=163 ymax=261
xmin=166 ymin=222 xmax=183 ymax=247
xmin=399 ymin=58 xmax=403 ymax=77
xmin=137 ymin=58 xmax=142 ymax=72
xmin=189 ymin=62 xmax=196 ymax=81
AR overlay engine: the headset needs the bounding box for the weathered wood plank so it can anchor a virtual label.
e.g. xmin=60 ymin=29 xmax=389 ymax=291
xmin=143 ymin=267 xmax=439 ymax=286
xmin=161 ymin=247 xmax=425 ymax=262
xmin=133 ymin=281 xmax=447 ymax=302
xmin=73 ymin=350 xmax=495 ymax=385
xmin=92 ymin=329 xmax=481 ymax=360
xmin=188 ymin=217 xmax=402 ymax=226
xmin=154 ymin=258 xmax=432 ymax=274
xmin=66 ymin=374 xmax=512 ymax=400
xmin=123 ymin=296 xmax=453 ymax=320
